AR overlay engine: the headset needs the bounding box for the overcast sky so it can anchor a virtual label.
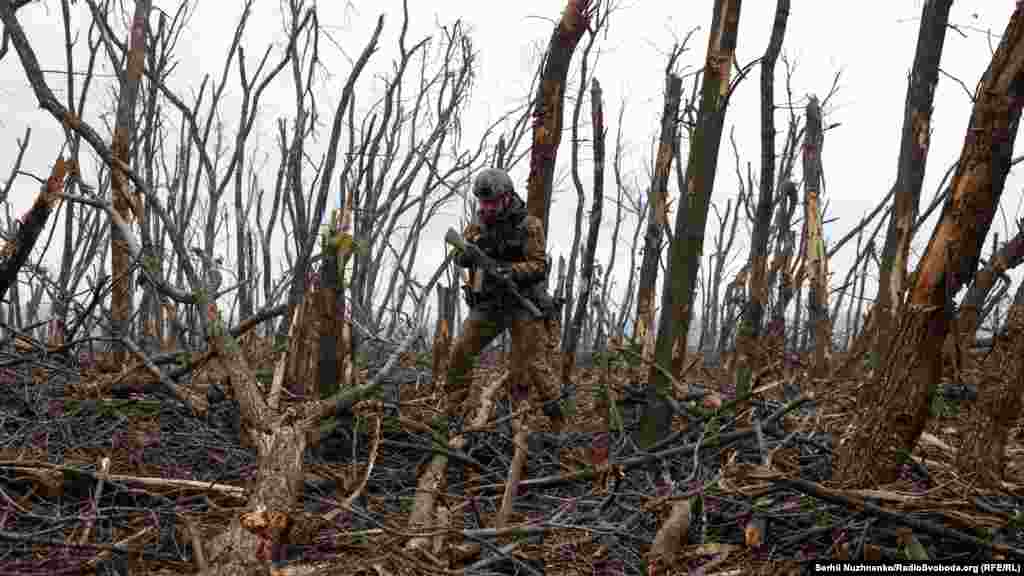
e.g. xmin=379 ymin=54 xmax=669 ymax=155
xmin=1 ymin=0 xmax=1021 ymax=334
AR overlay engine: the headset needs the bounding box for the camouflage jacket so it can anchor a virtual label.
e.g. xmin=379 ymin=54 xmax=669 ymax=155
xmin=456 ymin=194 xmax=548 ymax=297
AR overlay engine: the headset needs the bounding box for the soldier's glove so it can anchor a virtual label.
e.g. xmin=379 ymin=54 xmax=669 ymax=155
xmin=493 ymin=264 xmax=516 ymax=283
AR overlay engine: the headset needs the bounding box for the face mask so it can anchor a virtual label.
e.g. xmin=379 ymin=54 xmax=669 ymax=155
xmin=478 ymin=195 xmax=505 ymax=225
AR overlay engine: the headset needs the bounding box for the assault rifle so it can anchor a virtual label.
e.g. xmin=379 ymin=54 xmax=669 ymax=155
xmin=444 ymin=227 xmax=543 ymax=318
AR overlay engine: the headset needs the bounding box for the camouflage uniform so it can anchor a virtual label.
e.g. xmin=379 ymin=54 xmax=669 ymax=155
xmin=445 ymin=169 xmax=564 ymax=433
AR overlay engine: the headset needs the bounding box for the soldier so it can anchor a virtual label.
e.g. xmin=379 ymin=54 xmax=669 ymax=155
xmin=446 ymin=168 xmax=565 ymax=437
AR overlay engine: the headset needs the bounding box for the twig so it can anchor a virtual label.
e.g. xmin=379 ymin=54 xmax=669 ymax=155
xmin=77 ymin=456 xmax=109 ymax=546
xmin=770 ymin=475 xmax=1024 ymax=560
xmin=182 ymin=515 xmax=209 ymax=573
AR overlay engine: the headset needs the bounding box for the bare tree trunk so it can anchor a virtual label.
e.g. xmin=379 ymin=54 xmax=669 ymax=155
xmin=109 ymin=0 xmax=151 ymax=365
xmin=742 ymin=0 xmax=790 ymax=361
xmin=633 ymin=60 xmax=683 ymax=360
xmin=527 ymin=0 xmax=593 ymax=233
xmin=563 ymin=77 xmax=605 ymax=383
xmin=670 ymin=0 xmax=743 ymax=358
xmin=802 ymin=96 xmax=831 ymax=376
xmin=432 ymin=284 xmax=457 ymax=385
xmin=873 ymin=0 xmax=953 ymax=364
xmin=561 ymin=22 xmax=600 ymax=347
xmin=617 ymin=188 xmax=647 ymax=337
xmin=598 ymin=105 xmax=626 ymax=345
xmin=645 ymin=0 xmax=742 ymax=448
xmin=705 ymin=191 xmax=741 ymax=364
xmin=836 ymin=5 xmax=1024 ymax=486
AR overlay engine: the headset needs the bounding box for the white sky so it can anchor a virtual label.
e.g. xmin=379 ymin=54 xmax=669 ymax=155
xmin=1 ymin=0 xmax=1022 ymax=335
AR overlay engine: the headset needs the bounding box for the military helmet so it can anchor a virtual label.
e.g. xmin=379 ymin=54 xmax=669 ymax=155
xmin=472 ymin=168 xmax=514 ymax=200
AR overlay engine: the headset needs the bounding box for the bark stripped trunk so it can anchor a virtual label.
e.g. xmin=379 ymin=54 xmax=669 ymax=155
xmin=836 ymin=5 xmax=1024 ymax=486
xmin=740 ymin=0 xmax=789 ymax=370
xmin=633 ymin=71 xmax=682 ymax=361
xmin=110 ymin=0 xmax=151 ymax=366
xmin=802 ymin=96 xmax=831 ymax=377
xmin=526 ymin=0 xmax=592 ymax=232
xmin=560 ymin=21 xmax=599 ymax=346
xmin=0 ymin=159 xmax=67 ymax=303
xmin=873 ymin=0 xmax=953 ymax=364
xmin=432 ymin=284 xmax=457 ymax=385
xmin=955 ymin=280 xmax=1024 ymax=489
xmin=563 ymin=77 xmax=605 ymax=384
xmin=318 ymin=226 xmax=340 ymax=399
xmin=646 ymin=0 xmax=742 ymax=449
xmin=671 ymin=0 xmax=743 ymax=365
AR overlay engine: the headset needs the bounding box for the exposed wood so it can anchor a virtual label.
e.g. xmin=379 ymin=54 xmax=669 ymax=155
xmin=110 ymin=0 xmax=152 ymax=366
xmin=650 ymin=0 xmax=743 ymax=447
xmin=873 ymin=0 xmax=953 ymax=363
xmin=526 ymin=0 xmax=593 ymax=234
xmin=0 ymin=157 xmax=66 ymax=303
xmin=801 ymin=96 xmax=831 ymax=377
xmin=406 ymin=374 xmax=505 ymax=551
xmin=496 ymin=406 xmax=529 ymax=529
xmin=956 ymin=283 xmax=1024 ymax=489
xmin=743 ymin=0 xmax=790 ymax=351
xmin=633 ymin=65 xmax=682 ymax=365
xmin=836 ymin=3 xmax=1024 ymax=487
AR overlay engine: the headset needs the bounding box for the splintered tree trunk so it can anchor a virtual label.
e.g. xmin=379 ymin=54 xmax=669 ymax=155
xmin=836 ymin=6 xmax=1024 ymax=487
xmin=646 ymin=0 xmax=742 ymax=449
xmin=741 ymin=0 xmax=789 ymax=364
xmin=0 ymin=159 xmax=66 ymax=303
xmin=318 ymin=237 xmax=340 ymax=399
xmin=633 ymin=72 xmax=682 ymax=361
xmin=873 ymin=0 xmax=953 ymax=363
xmin=673 ymin=0 xmax=743 ymax=361
xmin=526 ymin=0 xmax=592 ymax=233
xmin=110 ymin=0 xmax=151 ymax=366
xmin=432 ymin=284 xmax=457 ymax=384
xmin=956 ymin=281 xmax=1024 ymax=489
xmin=563 ymin=78 xmax=605 ymax=384
xmin=634 ymin=69 xmax=683 ymax=451
xmin=802 ymin=96 xmax=831 ymax=377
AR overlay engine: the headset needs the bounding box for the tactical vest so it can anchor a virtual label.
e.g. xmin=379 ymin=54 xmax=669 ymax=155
xmin=476 ymin=214 xmax=528 ymax=264
xmin=470 ymin=200 xmax=537 ymax=305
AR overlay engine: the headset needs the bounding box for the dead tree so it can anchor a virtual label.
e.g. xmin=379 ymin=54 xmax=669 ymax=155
xmin=633 ymin=50 xmax=684 ymax=361
xmin=598 ymin=101 xmax=628 ymax=345
xmin=836 ymin=5 xmax=1024 ymax=487
xmin=741 ymin=0 xmax=790 ymax=366
xmin=873 ymin=0 xmax=953 ymax=363
xmin=802 ymin=95 xmax=831 ymax=376
xmin=527 ymin=0 xmax=593 ymax=233
xmin=107 ymin=0 xmax=151 ymax=365
xmin=563 ymin=77 xmax=606 ymax=382
xmin=0 ymin=159 xmax=68 ymax=305
xmin=560 ymin=7 xmax=604 ymax=346
xmin=616 ymin=185 xmax=648 ymax=337
xmin=2 ymin=0 xmax=207 ymax=334
xmin=702 ymin=192 xmax=741 ymax=365
xmin=645 ymin=0 xmax=743 ymax=449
